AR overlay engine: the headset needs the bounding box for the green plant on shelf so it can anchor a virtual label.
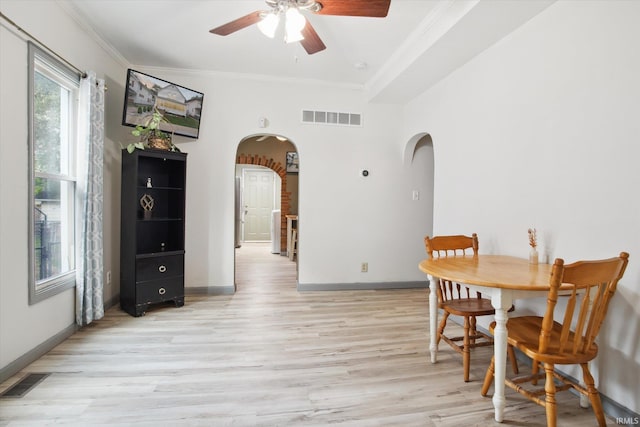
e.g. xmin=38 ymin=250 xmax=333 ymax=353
xmin=125 ymin=108 xmax=180 ymax=153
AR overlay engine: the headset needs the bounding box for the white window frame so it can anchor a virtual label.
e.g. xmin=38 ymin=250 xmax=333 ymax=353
xmin=28 ymin=42 xmax=81 ymax=304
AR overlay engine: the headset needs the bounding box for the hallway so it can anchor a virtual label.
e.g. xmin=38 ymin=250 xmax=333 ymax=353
xmin=235 ymin=242 xmax=297 ymax=290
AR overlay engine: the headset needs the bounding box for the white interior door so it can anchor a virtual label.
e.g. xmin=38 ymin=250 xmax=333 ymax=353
xmin=242 ymin=169 xmax=275 ymax=241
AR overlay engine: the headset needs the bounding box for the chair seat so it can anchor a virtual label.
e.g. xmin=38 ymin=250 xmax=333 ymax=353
xmin=441 ymin=298 xmax=495 ymax=317
xmin=489 ymin=316 xmax=599 ymax=365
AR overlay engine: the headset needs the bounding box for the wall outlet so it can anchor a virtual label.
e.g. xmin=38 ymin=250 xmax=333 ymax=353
xmin=361 ymin=262 xmax=368 ymax=273
xmin=106 ymin=270 xmax=111 ymax=284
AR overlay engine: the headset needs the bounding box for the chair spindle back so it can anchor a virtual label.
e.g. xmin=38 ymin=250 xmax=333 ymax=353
xmin=424 ymin=234 xmax=480 ymax=303
xmin=542 ymin=253 xmax=629 ymax=356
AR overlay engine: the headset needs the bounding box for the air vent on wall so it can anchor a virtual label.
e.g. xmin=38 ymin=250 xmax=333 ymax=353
xmin=302 ymin=110 xmax=362 ymax=127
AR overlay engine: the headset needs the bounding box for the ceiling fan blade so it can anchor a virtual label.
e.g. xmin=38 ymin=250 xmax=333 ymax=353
xmin=312 ymin=0 xmax=391 ymax=17
xmin=210 ymin=11 xmax=264 ymax=36
xmin=300 ymin=20 xmax=326 ymax=55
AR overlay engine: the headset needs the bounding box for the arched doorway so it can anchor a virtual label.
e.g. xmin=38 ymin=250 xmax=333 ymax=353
xmin=234 ymin=134 xmax=300 ymax=288
xmin=235 ymin=135 xmax=298 ymax=253
xmin=405 ymin=133 xmax=435 ymax=239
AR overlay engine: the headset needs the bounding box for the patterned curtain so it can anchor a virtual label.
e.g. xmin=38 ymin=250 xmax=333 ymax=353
xmin=76 ymin=71 xmax=105 ymax=326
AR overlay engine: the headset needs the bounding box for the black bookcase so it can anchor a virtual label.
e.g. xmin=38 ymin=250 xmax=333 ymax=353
xmin=120 ymin=149 xmax=187 ymax=316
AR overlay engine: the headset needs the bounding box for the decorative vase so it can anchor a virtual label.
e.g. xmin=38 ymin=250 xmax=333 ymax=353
xmin=529 ymin=248 xmax=539 ymax=265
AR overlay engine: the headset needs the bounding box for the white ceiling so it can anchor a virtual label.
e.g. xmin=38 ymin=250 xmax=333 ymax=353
xmin=64 ymin=0 xmax=555 ymax=103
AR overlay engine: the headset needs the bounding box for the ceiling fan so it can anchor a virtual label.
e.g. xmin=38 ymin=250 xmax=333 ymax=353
xmin=209 ymin=0 xmax=391 ymax=55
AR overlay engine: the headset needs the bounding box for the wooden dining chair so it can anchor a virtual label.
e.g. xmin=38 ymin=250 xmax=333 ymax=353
xmin=481 ymin=252 xmax=629 ymax=427
xmin=424 ymin=234 xmax=518 ymax=382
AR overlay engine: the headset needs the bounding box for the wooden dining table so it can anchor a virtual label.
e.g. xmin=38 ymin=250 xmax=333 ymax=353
xmin=419 ymin=255 xmax=558 ymax=422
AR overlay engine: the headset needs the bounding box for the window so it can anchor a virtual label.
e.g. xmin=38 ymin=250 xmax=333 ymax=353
xmin=28 ymin=42 xmax=81 ymax=304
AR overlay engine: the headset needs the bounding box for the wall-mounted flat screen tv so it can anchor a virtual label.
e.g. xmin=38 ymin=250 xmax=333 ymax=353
xmin=122 ymin=69 xmax=204 ymax=139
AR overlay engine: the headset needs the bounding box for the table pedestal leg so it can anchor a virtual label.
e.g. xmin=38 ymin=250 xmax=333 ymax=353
xmin=428 ymin=275 xmax=439 ymax=363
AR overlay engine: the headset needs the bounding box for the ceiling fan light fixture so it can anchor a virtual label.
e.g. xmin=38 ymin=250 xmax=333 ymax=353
xmin=286 ymin=7 xmax=306 ymax=31
xmin=257 ymin=12 xmax=280 ymax=38
xmin=284 ymin=7 xmax=306 ymax=43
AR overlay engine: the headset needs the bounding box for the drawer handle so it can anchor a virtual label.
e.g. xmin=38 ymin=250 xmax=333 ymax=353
xmin=158 ymin=265 xmax=167 ymax=273
xmin=158 ymin=287 xmax=166 ymax=295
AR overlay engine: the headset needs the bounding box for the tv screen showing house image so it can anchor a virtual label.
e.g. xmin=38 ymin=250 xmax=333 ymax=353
xmin=122 ymin=69 xmax=204 ymax=139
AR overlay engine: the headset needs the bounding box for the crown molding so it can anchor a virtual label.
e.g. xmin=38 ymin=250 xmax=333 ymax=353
xmin=56 ymin=0 xmax=130 ymax=69
xmin=138 ymin=64 xmax=365 ymax=91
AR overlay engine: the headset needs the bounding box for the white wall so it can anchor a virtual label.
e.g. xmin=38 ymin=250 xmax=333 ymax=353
xmin=144 ymin=69 xmax=430 ymax=289
xmin=0 ymin=0 xmax=127 ymax=372
xmin=403 ymin=0 xmax=640 ymax=413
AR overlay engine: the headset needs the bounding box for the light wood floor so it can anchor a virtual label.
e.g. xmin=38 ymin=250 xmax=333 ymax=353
xmin=1 ymin=243 xmax=612 ymax=426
